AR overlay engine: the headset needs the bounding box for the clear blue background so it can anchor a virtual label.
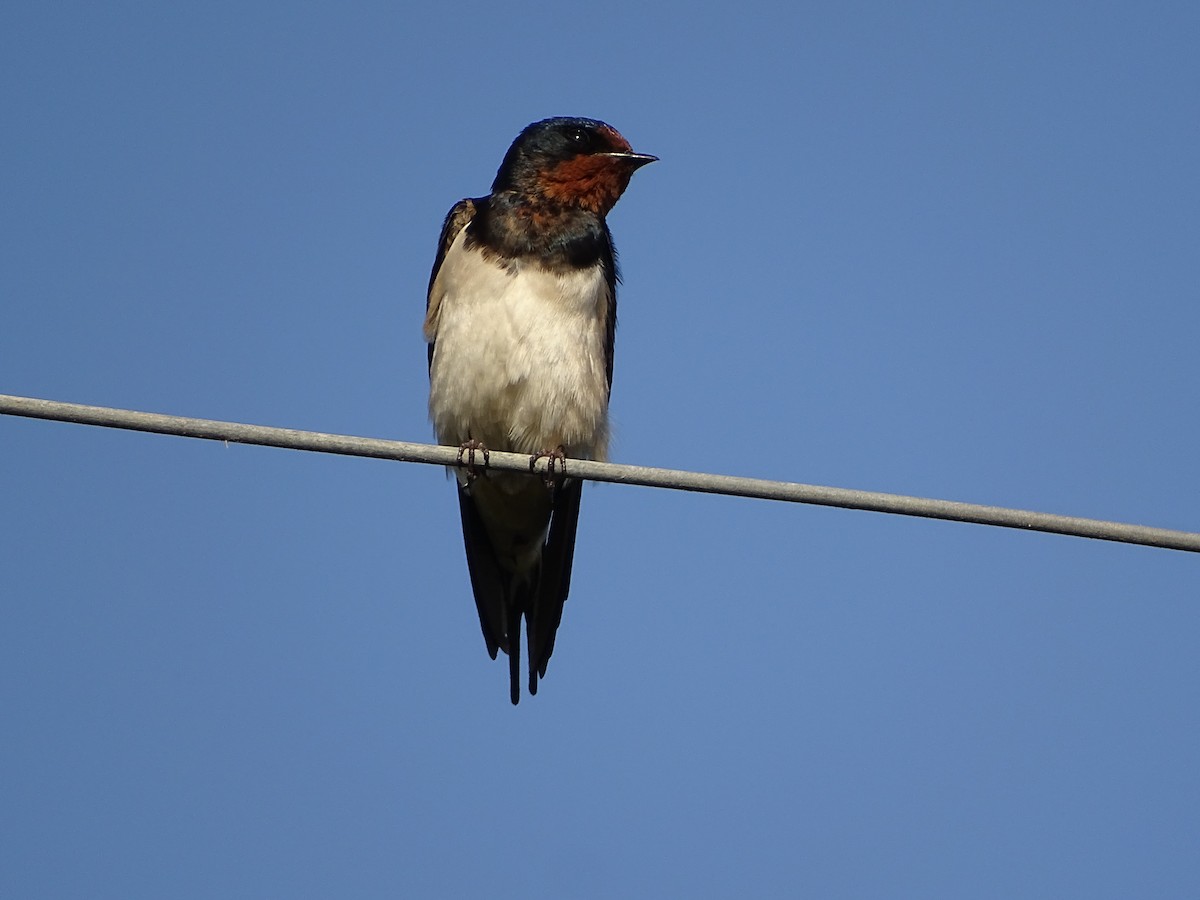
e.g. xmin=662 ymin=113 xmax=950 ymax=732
xmin=3 ymin=3 xmax=1198 ymax=897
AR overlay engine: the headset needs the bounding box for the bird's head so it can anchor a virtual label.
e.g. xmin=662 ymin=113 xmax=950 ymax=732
xmin=491 ymin=117 xmax=656 ymax=216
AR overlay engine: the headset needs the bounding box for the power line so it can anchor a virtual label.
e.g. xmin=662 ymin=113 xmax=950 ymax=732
xmin=3 ymin=392 xmax=1198 ymax=554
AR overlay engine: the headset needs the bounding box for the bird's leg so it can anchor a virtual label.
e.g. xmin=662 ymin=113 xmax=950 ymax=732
xmin=530 ymin=445 xmax=567 ymax=488
xmin=456 ymin=439 xmax=490 ymax=483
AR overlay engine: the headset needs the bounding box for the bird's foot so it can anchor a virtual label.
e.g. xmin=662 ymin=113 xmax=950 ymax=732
xmin=530 ymin=445 xmax=567 ymax=488
xmin=456 ymin=439 xmax=490 ymax=483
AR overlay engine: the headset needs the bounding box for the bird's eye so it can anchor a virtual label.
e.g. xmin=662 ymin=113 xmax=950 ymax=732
xmin=568 ymin=128 xmax=589 ymax=145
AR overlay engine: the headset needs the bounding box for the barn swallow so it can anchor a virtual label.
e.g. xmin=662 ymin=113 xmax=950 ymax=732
xmin=423 ymin=117 xmax=655 ymax=704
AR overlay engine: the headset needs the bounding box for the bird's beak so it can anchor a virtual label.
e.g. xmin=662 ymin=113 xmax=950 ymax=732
xmin=601 ymin=152 xmax=659 ymax=169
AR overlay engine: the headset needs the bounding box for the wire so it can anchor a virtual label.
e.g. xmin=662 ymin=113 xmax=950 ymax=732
xmin=3 ymin=392 xmax=1198 ymax=554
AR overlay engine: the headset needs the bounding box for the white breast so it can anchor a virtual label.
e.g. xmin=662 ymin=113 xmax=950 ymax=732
xmin=426 ymin=228 xmax=611 ymax=461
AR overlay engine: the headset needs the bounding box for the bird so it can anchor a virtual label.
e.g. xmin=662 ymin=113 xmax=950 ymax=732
xmin=423 ymin=117 xmax=655 ymax=704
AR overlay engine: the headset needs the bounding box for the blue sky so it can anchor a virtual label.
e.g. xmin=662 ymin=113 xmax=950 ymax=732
xmin=2 ymin=2 xmax=1198 ymax=897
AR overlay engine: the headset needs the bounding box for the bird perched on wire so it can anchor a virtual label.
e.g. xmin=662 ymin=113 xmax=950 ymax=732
xmin=423 ymin=117 xmax=656 ymax=704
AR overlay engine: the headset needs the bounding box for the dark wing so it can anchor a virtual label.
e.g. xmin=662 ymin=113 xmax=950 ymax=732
xmin=526 ymin=478 xmax=583 ymax=695
xmin=456 ymin=485 xmax=509 ymax=664
xmin=426 ymin=198 xmax=480 ymax=372
xmin=600 ymin=222 xmax=619 ymax=395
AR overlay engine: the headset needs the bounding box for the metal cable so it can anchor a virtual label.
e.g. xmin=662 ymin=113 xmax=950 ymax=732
xmin=3 ymin=392 xmax=1198 ymax=554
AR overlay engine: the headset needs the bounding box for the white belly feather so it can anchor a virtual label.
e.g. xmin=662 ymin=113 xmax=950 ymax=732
xmin=426 ymin=228 xmax=611 ymax=461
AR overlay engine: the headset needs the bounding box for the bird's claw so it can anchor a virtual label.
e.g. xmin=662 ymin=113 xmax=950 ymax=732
xmin=457 ymin=439 xmax=490 ymax=482
xmin=530 ymin=446 xmax=567 ymax=487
